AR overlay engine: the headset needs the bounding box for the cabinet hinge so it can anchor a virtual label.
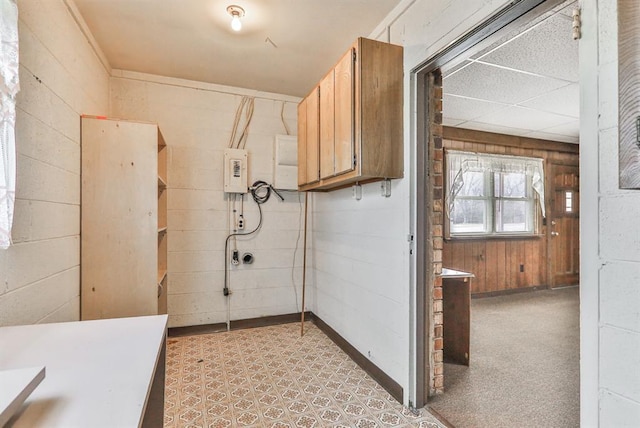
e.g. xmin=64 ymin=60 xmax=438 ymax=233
xmin=353 ymin=155 xmax=357 ymax=167
xmin=353 ymin=50 xmax=357 ymax=62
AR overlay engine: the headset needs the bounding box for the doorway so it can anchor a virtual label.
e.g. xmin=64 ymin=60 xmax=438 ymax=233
xmin=548 ymin=163 xmax=580 ymax=286
xmin=413 ymin=0 xmax=580 ymax=424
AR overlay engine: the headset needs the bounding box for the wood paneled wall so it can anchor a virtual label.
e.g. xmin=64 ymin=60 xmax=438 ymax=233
xmin=441 ymin=128 xmax=579 ymax=295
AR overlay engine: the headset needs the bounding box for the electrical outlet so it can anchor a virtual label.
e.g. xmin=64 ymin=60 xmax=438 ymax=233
xmin=520 ymin=264 xmax=524 ymax=273
xmin=237 ymin=214 xmax=244 ymax=230
xmin=232 ymin=250 xmax=239 ymax=266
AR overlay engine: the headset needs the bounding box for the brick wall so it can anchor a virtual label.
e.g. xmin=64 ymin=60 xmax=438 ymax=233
xmin=429 ymin=69 xmax=445 ymax=394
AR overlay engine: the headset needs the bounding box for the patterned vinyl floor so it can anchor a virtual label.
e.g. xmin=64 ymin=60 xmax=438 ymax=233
xmin=164 ymin=322 xmax=444 ymax=428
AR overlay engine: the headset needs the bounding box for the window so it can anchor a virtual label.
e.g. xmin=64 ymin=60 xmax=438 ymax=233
xmin=0 ymin=0 xmax=19 ymax=249
xmin=446 ymin=151 xmax=545 ymax=237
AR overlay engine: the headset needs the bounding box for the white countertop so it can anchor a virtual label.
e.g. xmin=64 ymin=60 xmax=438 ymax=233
xmin=0 ymin=366 xmax=46 ymax=426
xmin=439 ymin=268 xmax=475 ymax=278
xmin=0 ymin=315 xmax=167 ymax=428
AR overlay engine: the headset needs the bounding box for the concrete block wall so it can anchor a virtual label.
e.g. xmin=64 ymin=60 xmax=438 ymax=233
xmin=110 ymin=72 xmax=305 ymax=328
xmin=0 ymin=0 xmax=109 ymax=326
xmin=581 ymin=0 xmax=640 ymax=425
xmin=312 ymin=0 xmax=512 ymax=403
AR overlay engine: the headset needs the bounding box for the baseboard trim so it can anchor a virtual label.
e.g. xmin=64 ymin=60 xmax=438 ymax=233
xmin=167 ymin=311 xmax=404 ymax=405
xmin=427 ymin=406 xmax=457 ymax=428
xmin=472 ymin=284 xmax=550 ymax=299
xmin=308 ymin=313 xmax=404 ymax=404
xmin=168 ymin=312 xmax=311 ymax=337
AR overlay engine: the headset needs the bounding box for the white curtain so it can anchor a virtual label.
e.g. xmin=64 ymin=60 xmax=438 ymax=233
xmin=446 ymin=150 xmax=546 ymax=218
xmin=0 ymin=0 xmax=19 ymax=249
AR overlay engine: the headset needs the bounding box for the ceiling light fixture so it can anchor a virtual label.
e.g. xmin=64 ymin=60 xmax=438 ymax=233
xmin=226 ymin=5 xmax=245 ymax=32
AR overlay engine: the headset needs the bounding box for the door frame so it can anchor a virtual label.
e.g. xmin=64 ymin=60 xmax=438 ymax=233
xmin=411 ymin=0 xmax=566 ymax=406
xmin=546 ymin=162 xmax=580 ymax=287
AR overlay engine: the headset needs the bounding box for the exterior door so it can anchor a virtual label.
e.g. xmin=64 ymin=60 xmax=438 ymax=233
xmin=548 ymin=163 xmax=579 ymax=286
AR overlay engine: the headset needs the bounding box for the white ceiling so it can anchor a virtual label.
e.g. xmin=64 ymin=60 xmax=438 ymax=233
xmin=73 ymin=0 xmax=400 ymax=97
xmin=443 ymin=2 xmax=580 ymax=143
xmin=73 ymin=0 xmax=579 ymax=143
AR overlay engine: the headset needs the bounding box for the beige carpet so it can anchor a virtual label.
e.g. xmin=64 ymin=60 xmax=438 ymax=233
xmin=428 ymin=287 xmax=580 ymax=428
xmin=164 ymin=322 xmax=444 ymax=428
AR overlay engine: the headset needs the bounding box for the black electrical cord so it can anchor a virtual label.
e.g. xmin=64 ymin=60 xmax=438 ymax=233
xmin=223 ymin=181 xmax=284 ymax=296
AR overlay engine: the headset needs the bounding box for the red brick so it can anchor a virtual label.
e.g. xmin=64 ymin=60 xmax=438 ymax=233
xmin=434 ymin=364 xmax=444 ymax=376
xmin=434 ymin=338 xmax=443 ymax=350
xmin=433 ymin=212 xmax=443 ymax=226
xmin=433 ymin=300 xmax=443 ymax=313
xmin=433 ymin=287 xmax=443 ymax=299
xmin=434 ymin=276 xmax=442 ymax=287
xmin=434 ymin=374 xmax=444 ymax=389
xmin=434 ymin=312 xmax=443 ymax=325
xmin=434 ymin=350 xmax=443 ymax=363
xmin=433 ymin=160 xmax=442 ymax=174
xmin=434 ymin=262 xmax=442 ymax=275
xmin=434 ymin=325 xmax=443 ymax=338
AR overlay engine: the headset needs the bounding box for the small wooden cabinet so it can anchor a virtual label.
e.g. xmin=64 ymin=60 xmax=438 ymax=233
xmin=81 ymin=116 xmax=168 ymax=320
xmin=298 ymin=37 xmax=403 ymax=191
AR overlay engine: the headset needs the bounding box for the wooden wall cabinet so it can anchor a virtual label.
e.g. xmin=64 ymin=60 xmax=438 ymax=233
xmin=81 ymin=116 xmax=168 ymax=320
xmin=298 ymin=37 xmax=403 ymax=191
xmin=298 ymin=87 xmax=320 ymax=186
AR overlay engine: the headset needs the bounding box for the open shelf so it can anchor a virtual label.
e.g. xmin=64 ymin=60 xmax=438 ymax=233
xmin=158 ymin=175 xmax=167 ymax=190
xmin=157 ymin=269 xmax=167 ymax=286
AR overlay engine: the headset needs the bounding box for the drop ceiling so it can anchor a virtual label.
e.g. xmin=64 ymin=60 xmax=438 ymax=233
xmin=443 ymin=1 xmax=579 ymax=144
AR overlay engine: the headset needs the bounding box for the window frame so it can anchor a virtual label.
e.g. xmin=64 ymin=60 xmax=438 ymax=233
xmin=445 ymin=150 xmax=543 ymax=240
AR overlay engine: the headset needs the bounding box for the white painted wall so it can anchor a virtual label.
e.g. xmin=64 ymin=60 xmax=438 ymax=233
xmin=580 ymin=1 xmax=640 ymax=425
xmin=0 ymin=0 xmax=109 ymax=326
xmin=311 ymin=0 xmax=512 ymax=402
xmin=110 ymin=72 xmax=305 ymax=328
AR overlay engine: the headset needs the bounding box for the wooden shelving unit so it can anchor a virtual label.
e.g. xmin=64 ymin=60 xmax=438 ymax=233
xmin=81 ymin=116 xmax=168 ymax=320
xmin=157 ymin=130 xmax=168 ymax=315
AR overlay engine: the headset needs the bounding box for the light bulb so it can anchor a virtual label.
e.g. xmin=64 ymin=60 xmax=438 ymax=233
xmin=231 ymin=14 xmax=242 ymax=31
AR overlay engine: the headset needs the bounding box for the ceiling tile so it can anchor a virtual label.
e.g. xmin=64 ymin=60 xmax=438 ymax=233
xmin=443 ymin=62 xmax=569 ymax=105
xmin=456 ymin=122 xmax=532 ymax=137
xmin=443 ymin=117 xmax=465 ymax=127
xmin=471 ymin=106 xmax=577 ymax=132
xmin=478 ymin=14 xmax=578 ymax=82
xmin=519 ymin=83 xmax=579 ymax=118
xmin=525 ymin=131 xmax=579 ymax=144
xmin=443 ymin=94 xmax=509 ymax=122
xmin=540 ymin=119 xmax=579 ymax=136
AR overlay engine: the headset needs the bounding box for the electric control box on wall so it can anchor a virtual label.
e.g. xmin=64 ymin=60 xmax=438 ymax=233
xmin=224 ymin=149 xmax=248 ymax=193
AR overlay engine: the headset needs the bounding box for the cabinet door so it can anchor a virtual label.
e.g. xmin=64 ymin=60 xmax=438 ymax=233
xmin=334 ymin=48 xmax=356 ymax=175
xmin=297 ymin=99 xmax=308 ymax=186
xmin=305 ymin=87 xmax=320 ymax=184
xmin=320 ymin=70 xmax=335 ymax=179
